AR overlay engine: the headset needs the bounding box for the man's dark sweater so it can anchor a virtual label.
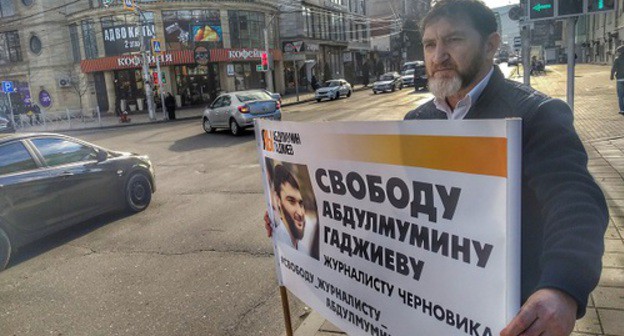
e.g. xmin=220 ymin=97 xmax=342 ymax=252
xmin=404 ymin=66 xmax=608 ymax=318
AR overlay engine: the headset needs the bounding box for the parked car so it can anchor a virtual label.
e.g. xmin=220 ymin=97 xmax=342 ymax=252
xmin=401 ymin=69 xmax=415 ymax=87
xmin=401 ymin=60 xmax=425 ymax=73
xmin=412 ymin=63 xmax=428 ymax=91
xmin=508 ymin=56 xmax=520 ymax=66
xmin=0 ymin=133 xmax=156 ymax=270
xmin=314 ymin=79 xmax=352 ymax=102
xmin=257 ymin=89 xmax=282 ymax=105
xmin=373 ymin=72 xmax=403 ymax=94
xmin=0 ymin=113 xmax=15 ymax=133
xmin=203 ymin=90 xmax=282 ymax=136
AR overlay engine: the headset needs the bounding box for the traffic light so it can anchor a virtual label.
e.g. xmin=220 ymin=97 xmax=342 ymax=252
xmin=261 ymin=52 xmax=269 ymax=71
xmin=528 ymin=0 xmax=554 ymax=20
xmin=587 ymin=0 xmax=616 ymax=12
xmin=558 ymin=0 xmax=583 ymax=16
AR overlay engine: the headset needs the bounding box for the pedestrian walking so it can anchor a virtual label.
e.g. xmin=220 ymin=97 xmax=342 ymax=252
xmin=165 ymin=92 xmax=176 ymax=120
xmin=610 ymin=45 xmax=624 ymax=114
xmin=404 ymin=1 xmax=607 ymax=335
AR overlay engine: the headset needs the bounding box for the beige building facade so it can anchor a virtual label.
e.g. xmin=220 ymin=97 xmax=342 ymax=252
xmin=0 ymin=0 xmax=283 ymax=116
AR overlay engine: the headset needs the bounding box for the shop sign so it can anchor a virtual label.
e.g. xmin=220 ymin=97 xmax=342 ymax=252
xmin=306 ymin=43 xmax=320 ymax=52
xmin=283 ymin=41 xmax=305 ymax=54
xmin=39 ymin=90 xmax=52 ymax=108
xmin=226 ymin=64 xmax=235 ymax=76
xmin=117 ymin=54 xmax=174 ymax=67
xmin=81 ymin=50 xmax=195 ymax=73
xmin=102 ymin=23 xmax=156 ymax=56
xmin=195 ymin=46 xmax=210 ymax=65
xmin=210 ymin=49 xmax=283 ymax=62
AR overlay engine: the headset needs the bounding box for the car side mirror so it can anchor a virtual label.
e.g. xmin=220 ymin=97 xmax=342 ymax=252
xmin=96 ymin=149 xmax=108 ymax=162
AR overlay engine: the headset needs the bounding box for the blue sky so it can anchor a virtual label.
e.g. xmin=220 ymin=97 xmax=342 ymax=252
xmin=483 ymin=0 xmax=519 ymax=8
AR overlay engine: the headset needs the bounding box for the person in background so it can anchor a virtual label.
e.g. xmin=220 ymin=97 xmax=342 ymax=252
xmin=165 ymin=92 xmax=176 ymax=120
xmin=610 ymin=45 xmax=624 ymax=114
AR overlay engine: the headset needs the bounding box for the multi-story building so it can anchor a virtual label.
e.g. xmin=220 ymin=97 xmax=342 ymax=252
xmin=278 ymin=0 xmax=371 ymax=90
xmin=0 ymin=0 xmax=283 ymax=116
xmin=367 ymin=0 xmax=429 ymax=74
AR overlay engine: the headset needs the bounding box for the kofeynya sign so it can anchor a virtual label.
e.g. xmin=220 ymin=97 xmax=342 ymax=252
xmin=256 ymin=119 xmax=521 ymax=335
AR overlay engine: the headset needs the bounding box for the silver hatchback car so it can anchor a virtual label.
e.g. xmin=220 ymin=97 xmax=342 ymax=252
xmin=202 ymin=90 xmax=282 ymax=136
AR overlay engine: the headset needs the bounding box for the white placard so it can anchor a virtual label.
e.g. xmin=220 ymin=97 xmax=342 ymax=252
xmin=256 ymin=120 xmax=521 ymax=336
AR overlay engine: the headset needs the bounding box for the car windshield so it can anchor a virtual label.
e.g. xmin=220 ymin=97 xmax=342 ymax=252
xmin=323 ymin=81 xmax=341 ymax=87
xmin=403 ymin=70 xmax=415 ymax=75
xmin=236 ymin=92 xmax=272 ymax=102
xmin=380 ymin=75 xmax=394 ymax=81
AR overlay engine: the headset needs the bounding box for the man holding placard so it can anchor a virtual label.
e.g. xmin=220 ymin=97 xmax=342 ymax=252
xmin=404 ymin=1 xmax=608 ymax=335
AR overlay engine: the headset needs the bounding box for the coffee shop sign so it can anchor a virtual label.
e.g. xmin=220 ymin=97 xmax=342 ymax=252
xmin=228 ymin=49 xmax=263 ymax=60
xmin=117 ymin=54 xmax=173 ymax=67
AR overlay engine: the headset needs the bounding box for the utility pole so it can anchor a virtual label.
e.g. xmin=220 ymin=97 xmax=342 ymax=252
xmin=263 ymin=13 xmax=278 ymax=92
xmin=137 ymin=9 xmax=156 ymax=120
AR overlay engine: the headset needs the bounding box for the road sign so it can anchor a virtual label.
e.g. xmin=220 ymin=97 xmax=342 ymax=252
xmin=122 ymin=0 xmax=135 ymax=11
xmin=1 ymin=81 xmax=14 ymax=93
xmin=151 ymin=39 xmax=162 ymax=54
xmin=529 ymin=0 xmax=554 ymax=20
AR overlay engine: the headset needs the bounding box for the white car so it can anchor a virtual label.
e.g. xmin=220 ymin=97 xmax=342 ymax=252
xmin=401 ymin=69 xmax=415 ymax=87
xmin=315 ymin=79 xmax=352 ymax=102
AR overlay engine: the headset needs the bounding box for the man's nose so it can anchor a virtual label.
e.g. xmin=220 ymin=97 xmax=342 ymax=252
xmin=432 ymin=43 xmax=450 ymax=65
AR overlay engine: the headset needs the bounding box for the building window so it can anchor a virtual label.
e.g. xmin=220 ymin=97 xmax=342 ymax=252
xmin=0 ymin=31 xmax=22 ymax=64
xmin=229 ymin=11 xmax=265 ymax=49
xmin=22 ymin=0 xmax=34 ymax=6
xmin=81 ymin=19 xmax=99 ymax=59
xmin=29 ymin=35 xmax=41 ymax=54
xmin=69 ymin=24 xmax=81 ymax=62
xmin=0 ymin=0 xmax=16 ymax=17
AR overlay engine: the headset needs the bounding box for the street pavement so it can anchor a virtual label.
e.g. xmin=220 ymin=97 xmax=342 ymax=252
xmin=295 ymin=64 xmax=624 ymax=336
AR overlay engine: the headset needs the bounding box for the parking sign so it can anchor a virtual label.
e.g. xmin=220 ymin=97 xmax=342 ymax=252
xmin=1 ymin=81 xmax=14 ymax=93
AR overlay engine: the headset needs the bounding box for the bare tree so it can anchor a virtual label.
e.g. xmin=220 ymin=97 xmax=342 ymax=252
xmin=65 ymin=66 xmax=89 ymax=111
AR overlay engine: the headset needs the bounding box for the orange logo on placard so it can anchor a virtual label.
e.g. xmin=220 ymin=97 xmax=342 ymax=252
xmin=262 ymin=129 xmax=274 ymax=152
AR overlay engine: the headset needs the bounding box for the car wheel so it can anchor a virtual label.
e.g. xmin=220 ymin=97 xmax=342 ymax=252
xmin=316 ymin=99 xmax=322 ymax=102
xmin=125 ymin=173 xmax=152 ymax=213
xmin=0 ymin=227 xmax=11 ymax=271
xmin=346 ymin=90 xmax=352 ymax=98
xmin=202 ymin=117 xmax=215 ymax=133
xmin=230 ymin=118 xmax=241 ymax=136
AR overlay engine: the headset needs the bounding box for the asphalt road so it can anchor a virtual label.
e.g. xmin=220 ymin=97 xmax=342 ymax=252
xmin=0 ymin=87 xmax=431 ymax=336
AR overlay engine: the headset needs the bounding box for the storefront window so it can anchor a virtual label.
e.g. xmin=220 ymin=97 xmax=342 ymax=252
xmin=163 ymin=10 xmax=222 ymax=51
xmin=233 ymin=63 xmax=264 ymax=91
xmin=229 ymin=11 xmax=265 ymax=49
xmin=174 ymin=64 xmax=220 ymax=106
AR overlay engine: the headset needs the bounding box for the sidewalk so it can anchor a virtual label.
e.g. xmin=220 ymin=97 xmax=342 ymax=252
xmin=296 ymin=64 xmax=624 ymax=336
xmin=10 ymin=86 xmax=363 ymax=133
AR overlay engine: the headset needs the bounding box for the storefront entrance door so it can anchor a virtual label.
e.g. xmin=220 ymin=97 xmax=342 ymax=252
xmin=93 ymin=72 xmax=109 ymax=113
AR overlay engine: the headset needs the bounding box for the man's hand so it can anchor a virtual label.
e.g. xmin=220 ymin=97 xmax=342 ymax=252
xmin=264 ymin=211 xmax=273 ymax=237
xmin=500 ymin=288 xmax=577 ymax=336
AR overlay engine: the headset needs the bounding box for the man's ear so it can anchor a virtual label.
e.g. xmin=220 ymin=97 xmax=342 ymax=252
xmin=485 ymin=32 xmax=501 ymax=58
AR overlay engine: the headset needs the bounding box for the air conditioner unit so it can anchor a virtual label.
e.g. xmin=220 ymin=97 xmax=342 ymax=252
xmin=58 ymin=76 xmax=71 ymax=88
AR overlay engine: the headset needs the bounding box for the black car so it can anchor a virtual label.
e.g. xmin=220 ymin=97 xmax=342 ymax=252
xmin=412 ymin=62 xmax=428 ymax=91
xmin=0 ymin=133 xmax=156 ymax=270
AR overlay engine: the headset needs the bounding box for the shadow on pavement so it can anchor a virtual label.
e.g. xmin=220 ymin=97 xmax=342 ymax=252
xmin=8 ymin=211 xmax=131 ymax=269
xmin=169 ymin=130 xmax=256 ymax=152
